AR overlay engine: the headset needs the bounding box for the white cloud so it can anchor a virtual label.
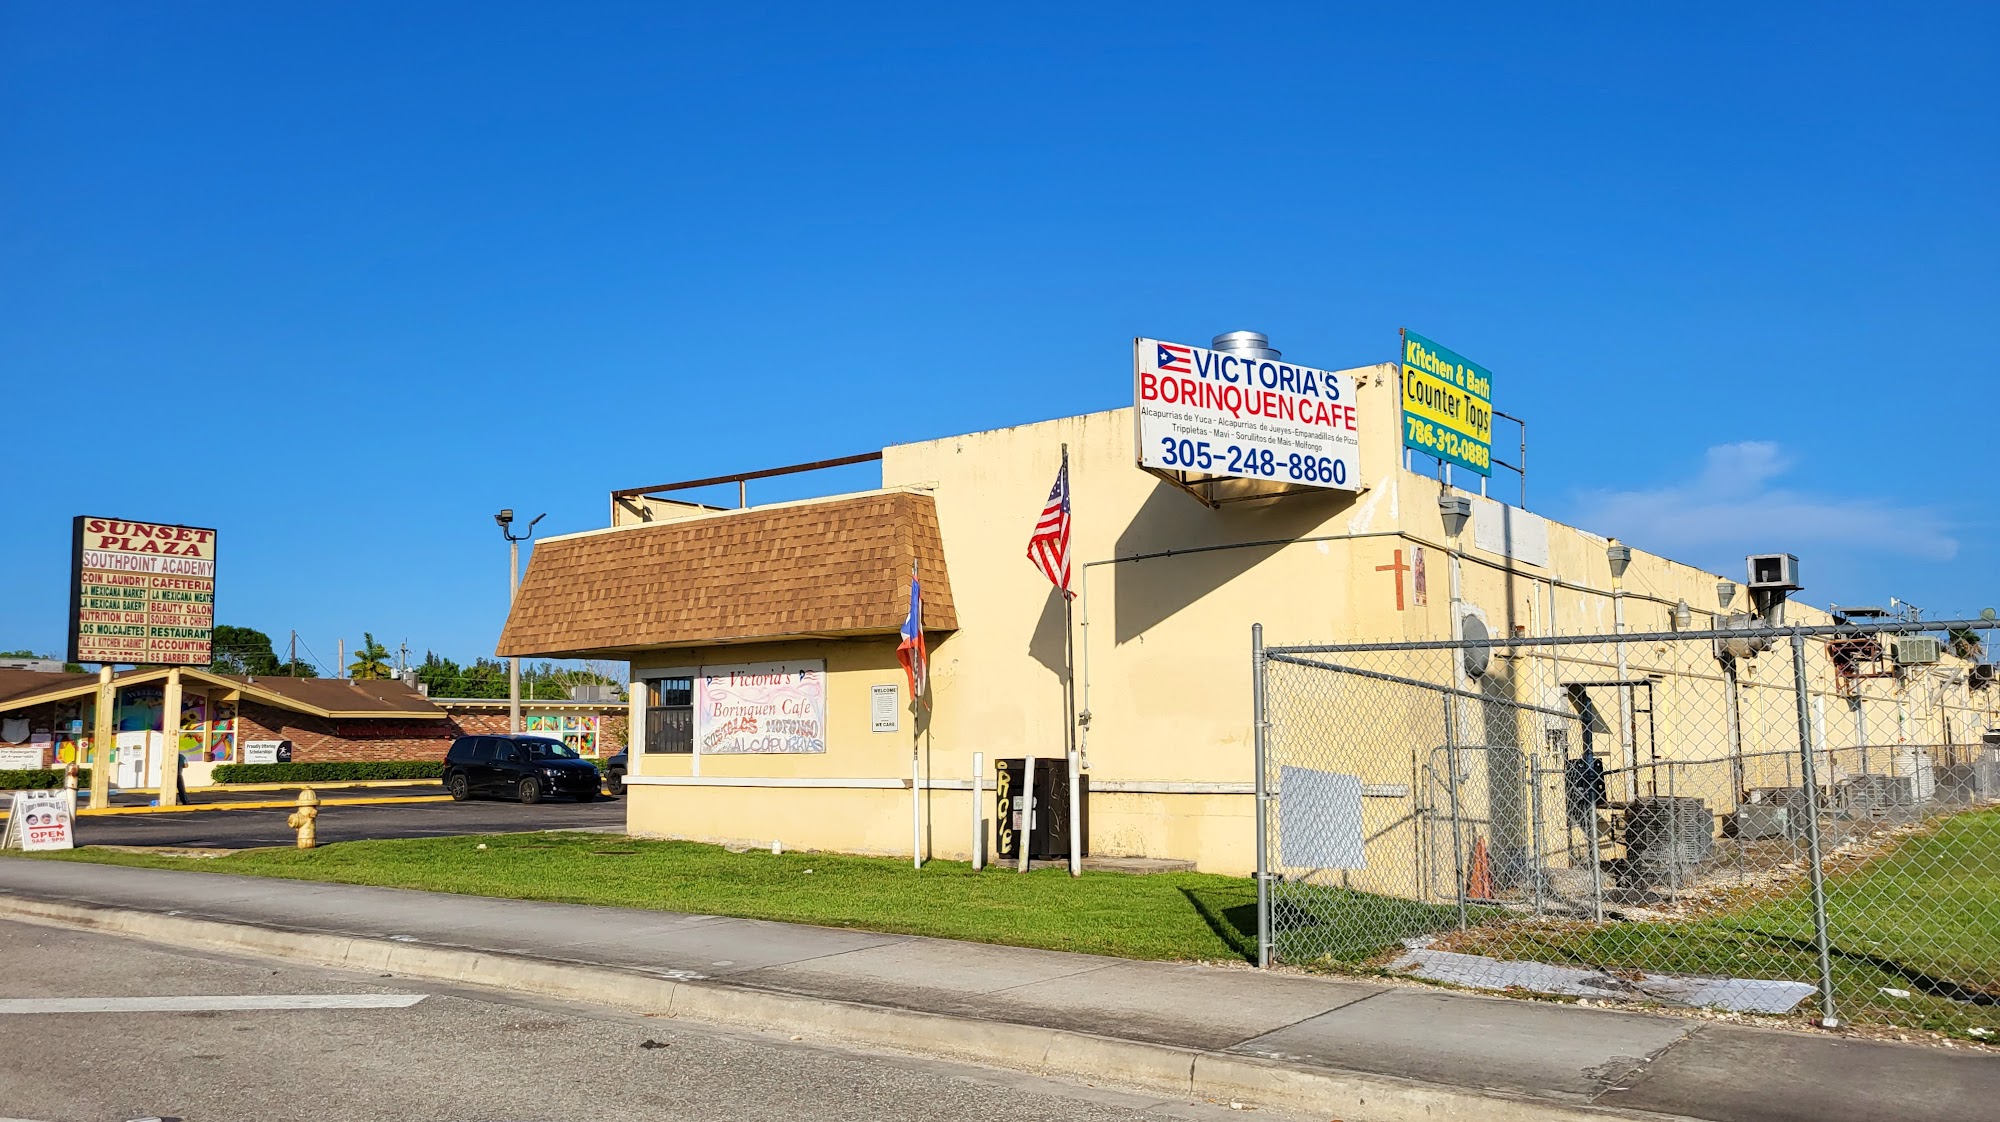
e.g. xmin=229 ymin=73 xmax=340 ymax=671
xmin=1570 ymin=441 xmax=1958 ymax=564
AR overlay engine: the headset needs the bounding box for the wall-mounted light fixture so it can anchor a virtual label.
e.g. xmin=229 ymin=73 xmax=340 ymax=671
xmin=1438 ymin=493 xmax=1472 ymax=538
xmin=1606 ymin=542 xmax=1632 ymax=580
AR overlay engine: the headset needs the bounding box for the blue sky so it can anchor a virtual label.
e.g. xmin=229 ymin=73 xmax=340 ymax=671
xmin=3 ymin=2 xmax=1994 ymax=666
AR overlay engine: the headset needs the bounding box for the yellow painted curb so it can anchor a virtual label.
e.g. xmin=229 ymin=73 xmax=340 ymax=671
xmin=65 ymin=795 xmax=455 ymax=818
xmin=117 ymin=779 xmax=442 ymax=795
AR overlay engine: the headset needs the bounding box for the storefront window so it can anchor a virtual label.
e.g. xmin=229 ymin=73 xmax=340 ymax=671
xmin=208 ymin=702 xmax=238 ymax=762
xmin=524 ymin=712 xmax=602 ymax=757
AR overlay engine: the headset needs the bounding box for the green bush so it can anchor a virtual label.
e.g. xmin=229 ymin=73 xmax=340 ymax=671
xmin=0 ymin=768 xmax=92 ymax=790
xmin=209 ymin=761 xmax=443 ymax=784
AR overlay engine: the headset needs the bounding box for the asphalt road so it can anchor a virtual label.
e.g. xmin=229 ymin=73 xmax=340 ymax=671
xmin=0 ymin=919 xmax=1291 ymax=1122
xmin=69 ymin=794 xmax=629 ymax=849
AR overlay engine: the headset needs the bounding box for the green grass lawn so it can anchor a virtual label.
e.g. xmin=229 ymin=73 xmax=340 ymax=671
xmin=11 ymin=834 xmax=1261 ymax=963
xmin=1447 ymin=807 xmax=2000 ymax=1038
xmin=15 ymin=808 xmax=1995 ymax=1037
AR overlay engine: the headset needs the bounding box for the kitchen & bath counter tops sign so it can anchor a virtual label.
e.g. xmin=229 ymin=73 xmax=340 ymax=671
xmin=696 ymin=660 xmax=826 ymax=754
xmin=68 ymin=516 xmax=218 ymax=667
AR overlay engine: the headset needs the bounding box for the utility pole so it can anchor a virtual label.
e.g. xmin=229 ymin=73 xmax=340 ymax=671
xmin=495 ymin=509 xmax=545 ymax=734
xmin=337 ymin=638 xmax=344 ymax=680
xmin=399 ymin=640 xmax=409 ymax=676
xmin=289 ymin=630 xmax=297 ymax=676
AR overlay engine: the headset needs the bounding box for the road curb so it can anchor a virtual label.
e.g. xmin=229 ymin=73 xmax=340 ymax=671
xmin=72 ymin=795 xmax=455 ymax=817
xmin=0 ymin=892 xmax=1693 ymax=1122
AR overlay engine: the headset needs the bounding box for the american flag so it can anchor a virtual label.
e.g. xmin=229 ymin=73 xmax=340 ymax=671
xmin=1026 ymin=449 xmax=1073 ymax=599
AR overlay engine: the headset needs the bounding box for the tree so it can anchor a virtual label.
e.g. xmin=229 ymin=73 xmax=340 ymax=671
xmin=1947 ymin=627 xmax=1985 ymax=662
xmin=415 ymin=651 xmax=463 ymax=697
xmin=211 ymin=625 xmax=281 ymax=676
xmin=348 ymin=633 xmax=392 ymax=680
xmin=461 ymin=657 xmax=508 ymax=698
xmin=272 ymin=658 xmax=319 ymax=678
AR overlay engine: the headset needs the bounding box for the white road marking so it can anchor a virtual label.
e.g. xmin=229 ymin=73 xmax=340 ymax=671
xmin=0 ymin=993 xmax=427 ymax=1014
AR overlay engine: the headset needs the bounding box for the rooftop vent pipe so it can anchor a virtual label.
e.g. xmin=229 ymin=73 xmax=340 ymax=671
xmin=1211 ymin=331 xmax=1279 ymax=360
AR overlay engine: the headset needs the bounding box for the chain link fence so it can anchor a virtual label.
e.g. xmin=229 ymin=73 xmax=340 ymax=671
xmin=1253 ymin=618 xmax=2000 ymax=1039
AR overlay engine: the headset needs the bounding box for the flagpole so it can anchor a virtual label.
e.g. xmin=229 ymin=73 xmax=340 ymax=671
xmin=1063 ymin=444 xmax=1082 ymax=878
xmin=911 ymin=558 xmax=923 ymax=871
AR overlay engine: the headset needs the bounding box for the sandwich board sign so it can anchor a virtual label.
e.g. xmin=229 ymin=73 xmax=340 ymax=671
xmin=3 ymin=788 xmax=76 ymax=851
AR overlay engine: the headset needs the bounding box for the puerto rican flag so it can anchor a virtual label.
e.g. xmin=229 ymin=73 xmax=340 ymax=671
xmin=1156 ymin=342 xmax=1193 ymax=374
xmin=898 ymin=572 xmax=928 ymax=701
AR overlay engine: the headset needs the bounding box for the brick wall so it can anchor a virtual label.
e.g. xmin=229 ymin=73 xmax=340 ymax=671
xmin=432 ymin=708 xmax=628 ymax=755
xmin=0 ymin=699 xmax=634 ymax=767
xmin=239 ymin=702 xmax=459 ymax=764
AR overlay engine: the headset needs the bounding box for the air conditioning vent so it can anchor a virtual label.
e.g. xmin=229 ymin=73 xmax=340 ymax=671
xmin=1893 ymin=636 xmax=1942 ymax=666
xmin=1970 ymin=664 xmax=1996 ymax=691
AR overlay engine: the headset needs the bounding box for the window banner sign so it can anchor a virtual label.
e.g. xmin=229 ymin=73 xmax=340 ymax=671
xmin=696 ymin=660 xmax=827 ymax=754
xmin=1399 ymin=330 xmax=1494 ymax=476
xmin=1134 ymin=337 xmax=1362 ymax=491
xmin=68 ymin=516 xmax=218 ymax=666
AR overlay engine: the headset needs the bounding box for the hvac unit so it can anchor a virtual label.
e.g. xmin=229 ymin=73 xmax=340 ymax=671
xmin=1893 ymin=636 xmax=1942 ymax=666
xmin=1840 ymin=774 xmax=1917 ymax=814
xmin=1970 ymin=664 xmax=1996 ymax=691
xmin=1746 ymin=554 xmax=1802 ymax=593
xmin=1620 ymin=797 xmax=1715 ymax=885
xmin=1735 ymin=804 xmax=1795 ymax=841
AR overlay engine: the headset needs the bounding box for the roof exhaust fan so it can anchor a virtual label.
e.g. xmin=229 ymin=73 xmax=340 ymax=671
xmin=1211 ymin=331 xmax=1279 ymax=360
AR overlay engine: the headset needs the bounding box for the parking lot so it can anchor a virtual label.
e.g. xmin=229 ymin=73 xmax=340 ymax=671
xmin=20 ymin=788 xmax=627 ymax=849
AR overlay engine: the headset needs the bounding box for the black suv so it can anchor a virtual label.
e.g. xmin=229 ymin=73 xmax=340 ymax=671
xmin=443 ymin=735 xmax=602 ymax=804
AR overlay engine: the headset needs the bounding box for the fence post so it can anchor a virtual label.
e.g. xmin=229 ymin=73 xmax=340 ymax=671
xmin=1253 ymin=624 xmax=1273 ymax=969
xmin=1790 ymin=631 xmax=1841 ymax=1028
xmin=1530 ymin=753 xmax=1545 ymax=917
xmin=1443 ymin=700 xmax=1469 ymax=932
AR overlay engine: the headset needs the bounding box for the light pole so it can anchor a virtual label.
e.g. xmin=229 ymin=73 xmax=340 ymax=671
xmin=1607 ymin=542 xmax=1635 ymax=801
xmin=1717 ymin=578 xmax=1747 ymax=799
xmin=496 ymin=509 xmax=545 ymax=734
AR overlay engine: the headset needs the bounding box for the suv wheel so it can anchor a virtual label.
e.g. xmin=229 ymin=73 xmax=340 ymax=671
xmin=447 ymin=773 xmax=471 ymax=802
xmin=604 ymin=769 xmax=624 ymax=798
xmin=517 ymin=776 xmax=543 ymax=805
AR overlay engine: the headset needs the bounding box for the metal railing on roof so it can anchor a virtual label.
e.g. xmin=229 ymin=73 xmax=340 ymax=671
xmin=610 ymin=451 xmax=883 ymax=511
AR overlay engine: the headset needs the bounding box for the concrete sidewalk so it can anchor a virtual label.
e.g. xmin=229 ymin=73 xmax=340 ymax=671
xmin=0 ymin=860 xmax=1991 ymax=1122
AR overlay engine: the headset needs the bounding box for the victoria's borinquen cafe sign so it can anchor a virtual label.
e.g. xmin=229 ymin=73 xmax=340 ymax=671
xmin=68 ymin=516 xmax=219 ymax=667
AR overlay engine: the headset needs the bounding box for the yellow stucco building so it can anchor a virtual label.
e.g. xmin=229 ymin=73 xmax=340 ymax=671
xmin=498 ymin=344 xmax=1993 ymax=875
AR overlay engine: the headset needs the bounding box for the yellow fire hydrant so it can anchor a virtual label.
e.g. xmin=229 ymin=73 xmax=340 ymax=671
xmin=286 ymin=788 xmax=320 ymax=849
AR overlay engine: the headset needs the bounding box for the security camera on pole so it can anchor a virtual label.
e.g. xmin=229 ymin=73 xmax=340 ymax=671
xmin=495 ymin=509 xmax=545 ymax=735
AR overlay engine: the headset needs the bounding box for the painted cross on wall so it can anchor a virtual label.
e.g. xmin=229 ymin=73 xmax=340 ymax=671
xmin=1376 ymin=549 xmax=1411 ymax=611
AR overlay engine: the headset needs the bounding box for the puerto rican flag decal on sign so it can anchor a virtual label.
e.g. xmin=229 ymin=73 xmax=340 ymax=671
xmin=1156 ymin=342 xmax=1193 ymax=374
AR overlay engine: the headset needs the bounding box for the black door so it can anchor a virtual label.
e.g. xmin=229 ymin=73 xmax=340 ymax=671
xmin=470 ymin=736 xmax=507 ymax=794
xmin=488 ymin=737 xmax=528 ymax=794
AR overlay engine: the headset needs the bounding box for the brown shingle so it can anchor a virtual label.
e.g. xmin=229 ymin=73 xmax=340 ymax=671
xmin=496 ymin=491 xmax=957 ymax=659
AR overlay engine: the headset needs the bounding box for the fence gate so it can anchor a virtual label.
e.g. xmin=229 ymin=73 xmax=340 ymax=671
xmin=1252 ymin=619 xmax=2000 ymax=1040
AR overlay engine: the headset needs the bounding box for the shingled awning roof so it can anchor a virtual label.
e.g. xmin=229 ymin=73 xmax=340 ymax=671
xmin=496 ymin=490 xmax=957 ymax=659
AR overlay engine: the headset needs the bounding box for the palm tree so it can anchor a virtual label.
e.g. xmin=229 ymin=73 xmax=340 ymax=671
xmin=348 ymin=633 xmax=392 ymax=680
